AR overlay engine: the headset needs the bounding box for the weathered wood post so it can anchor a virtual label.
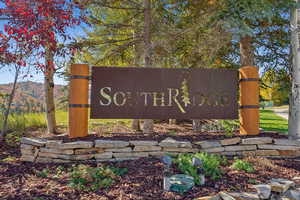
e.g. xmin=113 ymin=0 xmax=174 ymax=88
xmin=69 ymin=64 xmax=89 ymax=138
xmin=239 ymin=66 xmax=259 ymax=135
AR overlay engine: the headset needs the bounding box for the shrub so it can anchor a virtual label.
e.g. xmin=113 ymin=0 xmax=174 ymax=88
xmin=195 ymin=152 xmax=224 ymax=180
xmin=231 ymin=159 xmax=255 ymax=173
xmin=68 ymin=164 xmax=127 ymax=191
xmin=174 ymin=153 xmax=225 ymax=183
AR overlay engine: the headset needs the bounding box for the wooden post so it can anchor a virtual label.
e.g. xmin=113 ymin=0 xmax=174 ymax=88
xmin=69 ymin=64 xmax=89 ymax=138
xmin=239 ymin=66 xmax=259 ymax=135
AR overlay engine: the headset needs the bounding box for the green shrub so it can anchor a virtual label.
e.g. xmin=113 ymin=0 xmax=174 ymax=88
xmin=231 ymin=159 xmax=255 ymax=173
xmin=195 ymin=153 xmax=224 ymax=180
xmin=36 ymin=168 xmax=50 ymax=178
xmin=174 ymin=153 xmax=225 ymax=183
xmin=68 ymin=164 xmax=127 ymax=191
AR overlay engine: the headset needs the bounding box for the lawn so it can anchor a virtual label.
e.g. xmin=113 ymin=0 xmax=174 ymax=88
xmin=260 ymin=109 xmax=288 ymax=133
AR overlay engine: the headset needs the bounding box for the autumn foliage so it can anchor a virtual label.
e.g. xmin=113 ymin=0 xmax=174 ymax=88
xmin=0 ymin=0 xmax=82 ymax=68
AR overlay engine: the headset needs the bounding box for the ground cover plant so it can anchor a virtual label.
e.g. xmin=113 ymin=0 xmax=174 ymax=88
xmin=69 ymin=164 xmax=128 ymax=192
xmin=230 ymin=158 xmax=255 ymax=173
xmin=174 ymin=153 xmax=227 ymax=184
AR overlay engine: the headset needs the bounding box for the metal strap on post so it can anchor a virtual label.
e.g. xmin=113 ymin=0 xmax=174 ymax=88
xmin=70 ymin=75 xmax=91 ymax=80
xmin=239 ymin=105 xmax=260 ymax=109
xmin=69 ymin=104 xmax=90 ymax=108
xmin=239 ymin=78 xmax=259 ymax=82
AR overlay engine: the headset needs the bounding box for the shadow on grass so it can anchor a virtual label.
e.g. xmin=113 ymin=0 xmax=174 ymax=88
xmin=260 ymin=109 xmax=288 ymax=134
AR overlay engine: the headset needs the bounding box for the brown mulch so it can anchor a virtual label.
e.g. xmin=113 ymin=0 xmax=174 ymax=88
xmin=44 ymin=131 xmax=287 ymax=143
xmin=1 ymin=142 xmax=300 ymax=200
xmin=23 ymin=122 xmax=288 ymax=143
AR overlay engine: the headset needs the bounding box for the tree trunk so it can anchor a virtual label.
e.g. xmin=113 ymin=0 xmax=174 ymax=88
xmin=142 ymin=0 xmax=154 ymax=133
xmin=44 ymin=49 xmax=57 ymax=134
xmin=131 ymin=20 xmax=141 ymax=132
xmin=240 ymin=35 xmax=254 ymax=66
xmin=192 ymin=119 xmax=202 ymax=132
xmin=0 ymin=65 xmax=20 ymax=142
xmin=288 ymin=1 xmax=300 ymax=139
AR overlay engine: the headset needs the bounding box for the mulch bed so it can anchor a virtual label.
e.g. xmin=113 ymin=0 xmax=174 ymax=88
xmin=23 ymin=122 xmax=288 ymax=143
xmin=44 ymin=131 xmax=287 ymax=143
xmin=0 ymin=126 xmax=295 ymax=200
xmin=1 ymin=141 xmax=300 ymax=200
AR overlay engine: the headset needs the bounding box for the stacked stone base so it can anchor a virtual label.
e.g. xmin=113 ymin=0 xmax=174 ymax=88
xmin=20 ymin=136 xmax=300 ymax=163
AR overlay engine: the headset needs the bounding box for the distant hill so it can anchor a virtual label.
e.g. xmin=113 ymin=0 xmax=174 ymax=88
xmin=0 ymin=81 xmax=65 ymax=112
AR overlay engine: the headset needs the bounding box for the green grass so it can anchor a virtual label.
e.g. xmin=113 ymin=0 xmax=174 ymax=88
xmin=260 ymin=109 xmax=288 ymax=133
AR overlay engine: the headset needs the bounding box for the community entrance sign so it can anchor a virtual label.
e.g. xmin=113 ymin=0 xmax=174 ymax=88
xmin=90 ymin=67 xmax=238 ymax=119
xmin=68 ymin=64 xmax=259 ymax=138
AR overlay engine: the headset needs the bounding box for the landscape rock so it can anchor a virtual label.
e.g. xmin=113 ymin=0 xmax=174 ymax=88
xmin=40 ymin=148 xmax=73 ymax=155
xmin=58 ymin=141 xmax=93 ymax=149
xmin=38 ymin=152 xmax=72 ymax=160
xmin=52 ymin=159 xmax=71 ymax=163
xmin=20 ymin=144 xmax=34 ymax=150
xmin=256 ymin=150 xmax=280 ymax=156
xmin=197 ymin=195 xmax=221 ymax=200
xmin=220 ymin=137 xmax=241 ymax=146
xmin=278 ymin=150 xmax=300 ymax=157
xmin=159 ymin=137 xmax=182 ymax=147
xmin=274 ymin=139 xmax=300 ymax=146
xmin=202 ymin=147 xmax=225 ymax=153
xmin=258 ymin=145 xmax=300 ymax=151
xmin=253 ymin=184 xmax=272 ymax=199
xmin=20 ymin=155 xmax=35 ymax=162
xmin=94 ymin=152 xmax=113 ymax=159
xmin=129 ymin=140 xmax=158 ymax=146
xmin=177 ymin=141 xmax=193 ymax=148
xmin=219 ymin=192 xmax=236 ymax=200
xmin=71 ymin=154 xmax=95 ymax=160
xmin=96 ymin=158 xmax=115 ymax=162
xmin=148 ymin=151 xmax=166 ymax=157
xmin=163 ymin=147 xmax=198 ymax=153
xmin=45 ymin=140 xmax=63 ymax=148
xmin=270 ymin=179 xmax=295 ymax=193
xmin=283 ymin=189 xmax=300 ymax=200
xmin=228 ymin=192 xmax=260 ymax=200
xmin=104 ymin=147 xmax=132 ymax=152
xmin=21 ymin=137 xmax=46 ymax=147
xmin=74 ymin=148 xmax=104 ymax=154
xmin=95 ymin=140 xmax=129 ymax=148
xmin=133 ymin=146 xmax=162 ymax=152
xmin=195 ymin=141 xmax=221 ymax=149
xmin=242 ymin=137 xmax=273 ymax=145
xmin=224 ymin=145 xmax=257 ymax=152
xmin=21 ymin=149 xmax=34 ymax=155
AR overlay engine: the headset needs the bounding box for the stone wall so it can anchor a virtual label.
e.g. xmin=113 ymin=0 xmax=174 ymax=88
xmin=20 ymin=136 xmax=300 ymax=163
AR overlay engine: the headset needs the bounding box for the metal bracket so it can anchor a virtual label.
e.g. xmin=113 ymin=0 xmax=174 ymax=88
xmin=69 ymin=104 xmax=90 ymax=108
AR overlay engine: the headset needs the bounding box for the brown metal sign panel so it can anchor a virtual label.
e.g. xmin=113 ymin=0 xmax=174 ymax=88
xmin=90 ymin=67 xmax=238 ymax=119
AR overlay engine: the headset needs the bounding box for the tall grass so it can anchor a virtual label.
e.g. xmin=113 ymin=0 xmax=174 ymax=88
xmin=0 ymin=110 xmax=131 ymax=133
xmin=0 ymin=112 xmax=47 ymax=132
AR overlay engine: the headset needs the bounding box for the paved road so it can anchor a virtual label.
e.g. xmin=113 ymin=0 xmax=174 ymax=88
xmin=272 ymin=108 xmax=289 ymax=120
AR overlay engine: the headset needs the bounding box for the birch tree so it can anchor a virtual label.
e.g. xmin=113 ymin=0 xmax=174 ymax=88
xmin=288 ymin=0 xmax=300 ymax=139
